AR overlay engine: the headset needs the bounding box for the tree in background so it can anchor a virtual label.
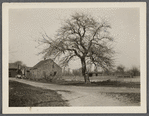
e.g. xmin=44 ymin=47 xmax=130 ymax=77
xmin=72 ymin=68 xmax=82 ymax=76
xmin=62 ymin=68 xmax=73 ymax=76
xmin=128 ymin=66 xmax=140 ymax=76
xmin=116 ymin=65 xmax=125 ymax=74
xmin=39 ymin=13 xmax=115 ymax=83
xmin=14 ymin=61 xmax=27 ymax=76
xmin=14 ymin=61 xmax=26 ymax=68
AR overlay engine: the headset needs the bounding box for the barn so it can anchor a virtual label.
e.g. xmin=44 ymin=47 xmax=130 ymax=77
xmin=29 ymin=59 xmax=62 ymax=80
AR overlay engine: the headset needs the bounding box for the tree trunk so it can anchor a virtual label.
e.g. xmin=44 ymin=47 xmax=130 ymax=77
xmin=81 ymin=58 xmax=90 ymax=84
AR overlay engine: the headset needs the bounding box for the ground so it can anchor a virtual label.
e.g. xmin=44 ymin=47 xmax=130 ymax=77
xmin=9 ymin=77 xmax=140 ymax=106
xmin=9 ymin=80 xmax=68 ymax=107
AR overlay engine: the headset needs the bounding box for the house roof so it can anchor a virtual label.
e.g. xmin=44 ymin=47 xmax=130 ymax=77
xmin=9 ymin=63 xmax=18 ymax=69
xmin=31 ymin=59 xmax=61 ymax=70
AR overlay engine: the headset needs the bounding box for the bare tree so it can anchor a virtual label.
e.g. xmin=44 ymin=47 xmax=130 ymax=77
xmin=116 ymin=65 xmax=125 ymax=74
xmin=14 ymin=61 xmax=27 ymax=68
xmin=129 ymin=66 xmax=140 ymax=76
xmin=72 ymin=68 xmax=82 ymax=76
xmin=39 ymin=13 xmax=115 ymax=83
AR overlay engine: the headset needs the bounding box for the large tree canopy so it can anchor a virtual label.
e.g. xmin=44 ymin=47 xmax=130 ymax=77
xmin=39 ymin=13 xmax=115 ymax=83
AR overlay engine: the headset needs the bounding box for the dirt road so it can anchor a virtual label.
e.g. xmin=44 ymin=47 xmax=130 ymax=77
xmin=9 ymin=78 xmax=140 ymax=106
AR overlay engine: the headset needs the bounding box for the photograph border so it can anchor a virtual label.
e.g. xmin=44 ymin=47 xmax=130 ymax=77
xmin=2 ymin=2 xmax=147 ymax=114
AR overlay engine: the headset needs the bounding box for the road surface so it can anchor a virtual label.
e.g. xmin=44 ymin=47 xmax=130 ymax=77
xmin=9 ymin=78 xmax=140 ymax=106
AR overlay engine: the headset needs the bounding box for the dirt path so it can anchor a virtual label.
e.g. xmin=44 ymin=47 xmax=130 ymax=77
xmin=9 ymin=78 xmax=140 ymax=106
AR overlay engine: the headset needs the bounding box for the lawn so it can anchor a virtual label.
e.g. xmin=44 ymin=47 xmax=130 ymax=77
xmin=27 ymin=77 xmax=140 ymax=88
xmin=59 ymin=76 xmax=140 ymax=88
xmin=58 ymin=80 xmax=140 ymax=88
xmin=9 ymin=80 xmax=68 ymax=107
xmin=62 ymin=75 xmax=140 ymax=83
xmin=101 ymin=92 xmax=140 ymax=105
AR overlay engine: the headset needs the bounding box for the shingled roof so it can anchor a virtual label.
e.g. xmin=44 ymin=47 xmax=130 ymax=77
xmin=31 ymin=59 xmax=60 ymax=70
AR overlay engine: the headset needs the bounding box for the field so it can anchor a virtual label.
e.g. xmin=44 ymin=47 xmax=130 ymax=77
xmin=23 ymin=75 xmax=140 ymax=88
xmin=62 ymin=75 xmax=140 ymax=83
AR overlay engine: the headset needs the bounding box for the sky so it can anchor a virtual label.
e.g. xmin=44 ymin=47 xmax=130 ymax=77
xmin=9 ymin=8 xmax=140 ymax=70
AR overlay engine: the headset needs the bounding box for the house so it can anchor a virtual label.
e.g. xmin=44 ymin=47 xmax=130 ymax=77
xmin=9 ymin=63 xmax=18 ymax=77
xmin=29 ymin=59 xmax=62 ymax=80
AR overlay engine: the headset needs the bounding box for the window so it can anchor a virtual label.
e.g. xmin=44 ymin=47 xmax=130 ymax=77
xmin=53 ymin=72 xmax=57 ymax=76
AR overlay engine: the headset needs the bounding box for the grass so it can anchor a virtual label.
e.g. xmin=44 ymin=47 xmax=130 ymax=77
xmin=91 ymin=80 xmax=140 ymax=88
xmin=60 ymin=80 xmax=140 ymax=88
xmin=9 ymin=80 xmax=68 ymax=107
xmin=101 ymin=92 xmax=140 ymax=105
xmin=26 ymin=78 xmax=140 ymax=88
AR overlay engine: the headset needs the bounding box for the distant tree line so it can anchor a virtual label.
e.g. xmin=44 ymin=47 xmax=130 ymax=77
xmin=13 ymin=61 xmax=27 ymax=68
xmin=62 ymin=65 xmax=140 ymax=77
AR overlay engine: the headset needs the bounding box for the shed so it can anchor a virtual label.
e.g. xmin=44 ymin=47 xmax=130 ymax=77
xmin=30 ymin=59 xmax=62 ymax=80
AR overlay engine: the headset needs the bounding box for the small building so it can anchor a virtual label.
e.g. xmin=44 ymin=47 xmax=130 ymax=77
xmin=29 ymin=59 xmax=62 ymax=80
xmin=87 ymin=72 xmax=103 ymax=77
xmin=9 ymin=63 xmax=18 ymax=77
xmin=115 ymin=72 xmax=133 ymax=78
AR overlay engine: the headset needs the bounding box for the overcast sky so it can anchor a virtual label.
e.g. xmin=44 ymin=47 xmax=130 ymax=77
xmin=9 ymin=8 xmax=140 ymax=70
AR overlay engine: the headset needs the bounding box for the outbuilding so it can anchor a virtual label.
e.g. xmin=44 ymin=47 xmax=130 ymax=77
xmin=30 ymin=59 xmax=62 ymax=80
